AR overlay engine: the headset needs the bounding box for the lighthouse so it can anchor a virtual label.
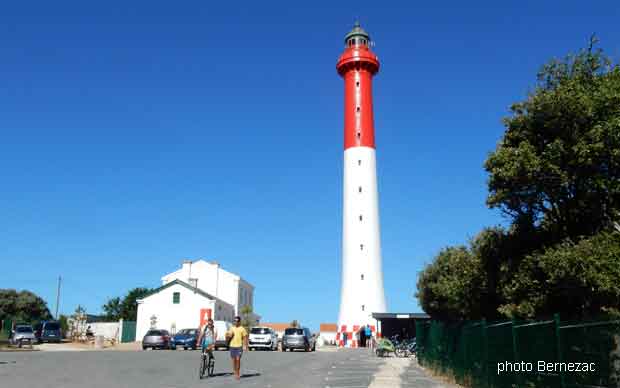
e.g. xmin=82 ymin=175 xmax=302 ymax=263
xmin=336 ymin=22 xmax=387 ymax=348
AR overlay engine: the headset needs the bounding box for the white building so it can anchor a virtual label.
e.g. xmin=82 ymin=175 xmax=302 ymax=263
xmin=136 ymin=259 xmax=259 ymax=340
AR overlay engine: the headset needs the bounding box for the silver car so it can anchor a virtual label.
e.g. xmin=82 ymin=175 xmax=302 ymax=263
xmin=281 ymin=327 xmax=316 ymax=352
xmin=142 ymin=329 xmax=172 ymax=350
xmin=9 ymin=325 xmax=36 ymax=348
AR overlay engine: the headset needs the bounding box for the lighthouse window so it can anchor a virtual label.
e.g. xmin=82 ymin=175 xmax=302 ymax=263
xmin=356 ymin=81 xmax=360 ymax=87
xmin=359 ymin=215 xmax=363 ymax=221
xmin=361 ymin=274 xmax=364 ymax=280
xmin=358 ymin=160 xmax=361 ymax=166
xmin=357 ymin=132 xmax=361 ymax=139
xmin=356 ymin=106 xmax=360 ymax=112
xmin=360 ymin=244 xmax=364 ymax=250
xmin=362 ymin=305 xmax=365 ymax=311
xmin=358 ymin=186 xmax=362 ymax=193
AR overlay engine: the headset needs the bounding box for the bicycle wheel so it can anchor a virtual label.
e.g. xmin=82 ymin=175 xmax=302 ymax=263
xmin=395 ymin=348 xmax=406 ymax=358
xmin=199 ymin=354 xmax=207 ymax=379
xmin=208 ymin=354 xmax=215 ymax=377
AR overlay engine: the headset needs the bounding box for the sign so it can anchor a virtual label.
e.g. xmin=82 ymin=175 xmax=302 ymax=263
xmin=396 ymin=314 xmax=409 ymax=319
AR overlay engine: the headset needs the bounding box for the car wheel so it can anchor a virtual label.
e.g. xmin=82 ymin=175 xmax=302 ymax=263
xmin=281 ymin=346 xmax=286 ymax=352
xmin=143 ymin=346 xmax=147 ymax=350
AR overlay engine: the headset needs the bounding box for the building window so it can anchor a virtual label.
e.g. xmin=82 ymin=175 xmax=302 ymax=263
xmin=173 ymin=292 xmax=180 ymax=304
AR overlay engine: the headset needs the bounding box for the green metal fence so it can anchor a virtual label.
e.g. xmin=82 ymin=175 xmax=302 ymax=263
xmin=416 ymin=315 xmax=620 ymax=388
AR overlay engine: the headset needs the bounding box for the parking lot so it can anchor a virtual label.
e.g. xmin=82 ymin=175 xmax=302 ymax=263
xmin=0 ymin=347 xmax=450 ymax=388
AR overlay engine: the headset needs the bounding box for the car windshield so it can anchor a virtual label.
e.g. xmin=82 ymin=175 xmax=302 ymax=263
xmin=16 ymin=326 xmax=33 ymax=333
xmin=285 ymin=328 xmax=303 ymax=335
xmin=146 ymin=330 xmax=162 ymax=336
xmin=44 ymin=322 xmax=60 ymax=330
xmin=251 ymin=328 xmax=270 ymax=334
xmin=178 ymin=329 xmax=196 ymax=335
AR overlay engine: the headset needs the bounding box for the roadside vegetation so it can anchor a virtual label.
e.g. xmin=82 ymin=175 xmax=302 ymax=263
xmin=416 ymin=38 xmax=620 ymax=321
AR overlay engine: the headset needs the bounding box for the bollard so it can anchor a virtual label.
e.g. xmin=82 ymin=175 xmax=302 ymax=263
xmin=94 ymin=335 xmax=104 ymax=349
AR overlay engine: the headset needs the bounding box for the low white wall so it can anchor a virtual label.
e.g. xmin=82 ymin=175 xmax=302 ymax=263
xmin=319 ymin=332 xmax=337 ymax=346
xmin=89 ymin=322 xmax=120 ymax=340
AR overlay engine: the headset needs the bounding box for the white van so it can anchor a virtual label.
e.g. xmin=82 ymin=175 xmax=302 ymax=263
xmin=213 ymin=320 xmax=232 ymax=350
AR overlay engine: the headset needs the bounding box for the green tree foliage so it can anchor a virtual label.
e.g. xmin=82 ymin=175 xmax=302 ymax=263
xmin=417 ymin=40 xmax=620 ymax=321
xmin=416 ymin=246 xmax=485 ymax=321
xmin=500 ymin=231 xmax=620 ymax=319
xmin=102 ymin=297 xmax=122 ymax=321
xmin=0 ymin=289 xmax=52 ymax=323
xmin=485 ymin=39 xmax=620 ymax=241
xmin=240 ymin=305 xmax=253 ymax=330
xmin=101 ymin=288 xmax=152 ymax=321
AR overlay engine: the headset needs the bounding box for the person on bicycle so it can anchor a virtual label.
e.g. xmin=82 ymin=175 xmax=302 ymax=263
xmin=197 ymin=319 xmax=217 ymax=357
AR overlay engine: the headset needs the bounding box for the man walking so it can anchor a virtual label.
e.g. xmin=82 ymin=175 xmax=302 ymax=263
xmin=226 ymin=316 xmax=248 ymax=380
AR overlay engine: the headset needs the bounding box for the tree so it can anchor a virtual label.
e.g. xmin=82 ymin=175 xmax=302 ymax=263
xmin=240 ymin=305 xmax=253 ymax=330
xmin=416 ymin=246 xmax=486 ymax=321
xmin=102 ymin=288 xmax=152 ymax=321
xmin=500 ymin=231 xmax=620 ymax=319
xmin=119 ymin=288 xmax=152 ymax=321
xmin=102 ymin=297 xmax=122 ymax=321
xmin=485 ymin=38 xmax=620 ymax=241
xmin=0 ymin=289 xmax=52 ymax=323
xmin=289 ymin=320 xmax=299 ymax=328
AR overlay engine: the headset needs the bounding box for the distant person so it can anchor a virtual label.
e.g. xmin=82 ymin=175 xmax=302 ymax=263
xmin=197 ymin=319 xmax=217 ymax=360
xmin=365 ymin=325 xmax=371 ymax=341
xmin=343 ymin=332 xmax=348 ymax=347
xmin=226 ymin=316 xmax=248 ymax=380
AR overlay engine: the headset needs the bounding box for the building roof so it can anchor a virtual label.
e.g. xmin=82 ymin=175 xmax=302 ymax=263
xmin=161 ymin=259 xmax=254 ymax=289
xmin=261 ymin=323 xmax=290 ymax=332
xmin=319 ymin=323 xmax=337 ymax=332
xmin=371 ymin=312 xmax=431 ymax=320
xmin=139 ymin=279 xmax=218 ymax=302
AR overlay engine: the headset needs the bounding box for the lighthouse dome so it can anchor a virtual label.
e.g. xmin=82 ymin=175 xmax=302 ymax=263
xmin=344 ymin=21 xmax=371 ymax=47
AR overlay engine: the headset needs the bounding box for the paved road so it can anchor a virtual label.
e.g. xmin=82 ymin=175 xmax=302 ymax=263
xmin=0 ymin=348 xmax=450 ymax=388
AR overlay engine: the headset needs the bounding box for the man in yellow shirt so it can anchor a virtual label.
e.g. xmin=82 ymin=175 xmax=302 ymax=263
xmin=226 ymin=316 xmax=248 ymax=380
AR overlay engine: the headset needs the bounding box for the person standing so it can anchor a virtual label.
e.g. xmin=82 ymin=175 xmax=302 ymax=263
xmin=364 ymin=325 xmax=371 ymax=347
xmin=226 ymin=316 xmax=248 ymax=380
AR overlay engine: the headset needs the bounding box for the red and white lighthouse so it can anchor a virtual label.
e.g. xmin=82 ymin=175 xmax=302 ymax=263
xmin=336 ymin=22 xmax=387 ymax=347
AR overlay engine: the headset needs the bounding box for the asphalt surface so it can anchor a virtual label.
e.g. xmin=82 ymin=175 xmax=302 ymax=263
xmin=0 ymin=348 xmax=449 ymax=388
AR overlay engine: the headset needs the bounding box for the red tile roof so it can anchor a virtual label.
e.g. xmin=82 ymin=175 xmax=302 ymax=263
xmin=261 ymin=323 xmax=289 ymax=332
xmin=320 ymin=323 xmax=337 ymax=332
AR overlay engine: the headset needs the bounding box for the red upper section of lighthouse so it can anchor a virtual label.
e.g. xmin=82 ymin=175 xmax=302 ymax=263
xmin=337 ymin=23 xmax=380 ymax=150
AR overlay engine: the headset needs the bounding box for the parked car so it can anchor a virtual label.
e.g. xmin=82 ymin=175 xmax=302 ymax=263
xmin=9 ymin=324 xmax=36 ymax=348
xmin=34 ymin=321 xmax=62 ymax=343
xmin=213 ymin=320 xmax=232 ymax=350
xmin=142 ymin=329 xmax=172 ymax=350
xmin=282 ymin=327 xmax=316 ymax=352
xmin=171 ymin=328 xmax=199 ymax=350
xmin=248 ymin=326 xmax=278 ymax=351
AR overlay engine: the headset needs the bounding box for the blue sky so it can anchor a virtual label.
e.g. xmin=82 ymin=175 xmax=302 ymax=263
xmin=1 ymin=1 xmax=619 ymax=331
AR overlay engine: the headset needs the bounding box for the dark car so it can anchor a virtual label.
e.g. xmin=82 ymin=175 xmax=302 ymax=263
xmin=34 ymin=321 xmax=62 ymax=343
xmin=171 ymin=328 xmax=199 ymax=350
xmin=282 ymin=327 xmax=316 ymax=352
xmin=142 ymin=329 xmax=172 ymax=350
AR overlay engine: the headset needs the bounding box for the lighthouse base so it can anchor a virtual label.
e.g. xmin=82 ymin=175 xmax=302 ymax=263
xmin=336 ymin=322 xmax=381 ymax=348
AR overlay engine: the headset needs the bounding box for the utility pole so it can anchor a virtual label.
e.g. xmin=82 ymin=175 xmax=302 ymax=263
xmin=55 ymin=276 xmax=61 ymax=319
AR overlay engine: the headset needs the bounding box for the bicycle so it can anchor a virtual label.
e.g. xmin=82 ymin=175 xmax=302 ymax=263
xmin=199 ymin=349 xmax=215 ymax=379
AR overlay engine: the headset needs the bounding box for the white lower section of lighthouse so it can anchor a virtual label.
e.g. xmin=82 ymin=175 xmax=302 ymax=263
xmin=337 ymin=146 xmax=387 ymax=347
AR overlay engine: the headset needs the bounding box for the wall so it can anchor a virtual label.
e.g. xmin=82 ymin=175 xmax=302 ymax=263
xmin=136 ymin=283 xmax=215 ymax=340
xmin=319 ymin=331 xmax=337 ymax=346
xmin=89 ymin=322 xmax=120 ymax=341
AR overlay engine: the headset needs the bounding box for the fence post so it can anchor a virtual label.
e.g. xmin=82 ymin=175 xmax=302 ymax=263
xmin=511 ymin=318 xmax=521 ymax=388
xmin=482 ymin=319 xmax=489 ymax=388
xmin=554 ymin=313 xmax=566 ymax=388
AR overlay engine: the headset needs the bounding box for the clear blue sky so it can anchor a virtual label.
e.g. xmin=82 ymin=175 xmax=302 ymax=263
xmin=2 ymin=1 xmax=619 ymax=331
